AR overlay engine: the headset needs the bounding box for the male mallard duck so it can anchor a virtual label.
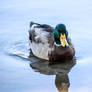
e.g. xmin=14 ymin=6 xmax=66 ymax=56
xmin=28 ymin=22 xmax=75 ymax=61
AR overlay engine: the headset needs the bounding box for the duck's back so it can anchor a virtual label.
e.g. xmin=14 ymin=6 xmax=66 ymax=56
xmin=28 ymin=22 xmax=54 ymax=60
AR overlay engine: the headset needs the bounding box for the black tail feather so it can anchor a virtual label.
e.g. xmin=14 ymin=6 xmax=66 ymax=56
xmin=30 ymin=21 xmax=41 ymax=28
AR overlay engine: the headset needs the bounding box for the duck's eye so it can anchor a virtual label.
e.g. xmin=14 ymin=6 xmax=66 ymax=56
xmin=58 ymin=29 xmax=61 ymax=33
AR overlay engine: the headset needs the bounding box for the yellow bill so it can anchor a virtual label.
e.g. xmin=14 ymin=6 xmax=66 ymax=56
xmin=60 ymin=33 xmax=69 ymax=47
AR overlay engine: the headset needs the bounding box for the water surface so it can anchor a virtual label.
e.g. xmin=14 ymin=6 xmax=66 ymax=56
xmin=0 ymin=0 xmax=92 ymax=92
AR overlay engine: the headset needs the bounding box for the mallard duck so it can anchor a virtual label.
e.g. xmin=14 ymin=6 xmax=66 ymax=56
xmin=28 ymin=22 xmax=75 ymax=61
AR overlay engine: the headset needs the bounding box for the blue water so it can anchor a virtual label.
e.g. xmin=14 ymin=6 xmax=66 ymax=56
xmin=0 ymin=0 xmax=92 ymax=92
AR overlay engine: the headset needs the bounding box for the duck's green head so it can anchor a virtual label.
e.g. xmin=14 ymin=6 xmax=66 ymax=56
xmin=54 ymin=24 xmax=69 ymax=47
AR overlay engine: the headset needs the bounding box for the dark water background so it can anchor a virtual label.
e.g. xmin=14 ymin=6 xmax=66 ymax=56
xmin=0 ymin=0 xmax=92 ymax=92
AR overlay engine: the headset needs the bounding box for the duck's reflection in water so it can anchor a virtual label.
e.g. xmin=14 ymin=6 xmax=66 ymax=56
xmin=55 ymin=74 xmax=69 ymax=92
xmin=29 ymin=53 xmax=76 ymax=92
